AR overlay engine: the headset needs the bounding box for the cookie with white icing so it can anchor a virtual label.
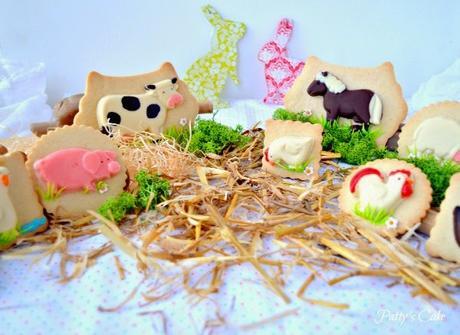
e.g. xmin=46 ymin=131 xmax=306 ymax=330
xmin=284 ymin=56 xmax=407 ymax=147
xmin=398 ymin=101 xmax=460 ymax=162
xmin=426 ymin=173 xmax=460 ymax=262
xmin=338 ymin=159 xmax=432 ymax=235
xmin=263 ymin=119 xmax=323 ymax=179
xmin=0 ymin=146 xmax=48 ymax=249
xmin=26 ymin=126 xmax=128 ymax=219
xmin=75 ymin=62 xmax=199 ymax=136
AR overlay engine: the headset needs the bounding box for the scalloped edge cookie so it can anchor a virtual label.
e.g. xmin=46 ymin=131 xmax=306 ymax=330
xmin=25 ymin=125 xmax=128 ymax=219
xmin=338 ymin=159 xmax=432 ymax=235
xmin=398 ymin=101 xmax=460 ymax=160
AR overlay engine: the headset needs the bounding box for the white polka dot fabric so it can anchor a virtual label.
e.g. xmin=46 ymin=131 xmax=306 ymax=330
xmin=1 ymin=233 xmax=458 ymax=334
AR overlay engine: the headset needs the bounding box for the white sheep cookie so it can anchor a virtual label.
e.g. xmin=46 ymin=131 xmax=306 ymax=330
xmin=338 ymin=159 xmax=432 ymax=235
xmin=398 ymin=101 xmax=460 ymax=162
xmin=426 ymin=173 xmax=460 ymax=263
xmin=262 ymin=119 xmax=323 ymax=180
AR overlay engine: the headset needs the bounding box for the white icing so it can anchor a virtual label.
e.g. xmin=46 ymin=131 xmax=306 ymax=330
xmin=268 ymin=136 xmax=314 ymax=166
xmin=315 ymin=72 xmax=346 ymax=94
xmin=410 ymin=117 xmax=460 ymax=160
xmin=354 ymin=171 xmax=412 ymax=212
xmin=0 ymin=167 xmax=18 ymax=233
xmin=369 ymin=94 xmax=383 ymax=125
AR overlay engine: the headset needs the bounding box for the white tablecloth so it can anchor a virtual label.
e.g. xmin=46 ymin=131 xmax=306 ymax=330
xmin=1 ymin=100 xmax=458 ymax=335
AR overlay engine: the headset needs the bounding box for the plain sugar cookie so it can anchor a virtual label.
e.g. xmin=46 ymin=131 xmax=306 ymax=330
xmin=284 ymin=56 xmax=407 ymax=147
xmin=26 ymin=126 xmax=128 ymax=219
xmin=426 ymin=173 xmax=460 ymax=262
xmin=338 ymin=159 xmax=432 ymax=235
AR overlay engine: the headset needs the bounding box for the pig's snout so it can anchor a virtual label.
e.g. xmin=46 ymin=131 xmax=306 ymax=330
xmin=108 ymin=161 xmax=121 ymax=174
xmin=167 ymin=93 xmax=184 ymax=109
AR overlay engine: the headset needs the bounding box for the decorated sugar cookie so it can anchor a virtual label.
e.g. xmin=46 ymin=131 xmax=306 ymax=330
xmin=398 ymin=101 xmax=460 ymax=162
xmin=263 ymin=119 xmax=323 ymax=179
xmin=97 ymin=77 xmax=184 ymax=134
xmin=284 ymin=56 xmax=407 ymax=147
xmin=75 ymin=62 xmax=199 ymax=136
xmin=258 ymin=18 xmax=305 ymax=105
xmin=0 ymin=146 xmax=48 ymax=249
xmin=339 ymin=159 xmax=432 ymax=235
xmin=184 ymin=5 xmax=246 ymax=108
xmin=26 ymin=126 xmax=127 ymax=219
xmin=426 ymin=173 xmax=460 ymax=262
xmin=0 ymin=166 xmax=18 ymax=249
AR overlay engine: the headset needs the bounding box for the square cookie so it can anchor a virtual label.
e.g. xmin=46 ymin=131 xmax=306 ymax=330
xmin=263 ymin=119 xmax=323 ymax=180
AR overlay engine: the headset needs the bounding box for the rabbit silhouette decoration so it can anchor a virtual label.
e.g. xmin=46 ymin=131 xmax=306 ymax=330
xmin=184 ymin=5 xmax=246 ymax=108
xmin=258 ymin=19 xmax=305 ymax=105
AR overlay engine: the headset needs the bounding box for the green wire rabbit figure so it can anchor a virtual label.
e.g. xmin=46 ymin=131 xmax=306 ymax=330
xmin=184 ymin=5 xmax=247 ymax=108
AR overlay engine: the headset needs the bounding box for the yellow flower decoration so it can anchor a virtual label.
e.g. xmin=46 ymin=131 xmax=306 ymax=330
xmin=184 ymin=5 xmax=246 ymax=108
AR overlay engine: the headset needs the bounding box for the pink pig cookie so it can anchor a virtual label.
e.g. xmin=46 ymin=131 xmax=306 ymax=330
xmin=34 ymin=148 xmax=121 ymax=192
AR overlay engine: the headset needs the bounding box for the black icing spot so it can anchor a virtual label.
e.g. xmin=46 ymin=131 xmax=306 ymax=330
xmin=121 ymin=96 xmax=141 ymax=111
xmin=146 ymin=104 xmax=161 ymax=119
xmin=107 ymin=112 xmax=121 ymax=124
xmin=454 ymin=206 xmax=460 ymax=248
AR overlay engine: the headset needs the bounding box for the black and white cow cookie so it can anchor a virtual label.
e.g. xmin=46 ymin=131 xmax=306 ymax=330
xmin=75 ymin=62 xmax=201 ymax=135
xmin=285 ymin=56 xmax=407 ymax=147
xmin=96 ymin=77 xmax=184 ymax=135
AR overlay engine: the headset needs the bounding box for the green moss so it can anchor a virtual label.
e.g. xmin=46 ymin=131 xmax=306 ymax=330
xmin=97 ymin=171 xmax=170 ymax=223
xmin=164 ymin=119 xmax=251 ymax=155
xmin=98 ymin=192 xmax=136 ymax=222
xmin=0 ymin=227 xmax=19 ymax=247
xmin=135 ymin=170 xmax=170 ymax=209
xmin=272 ymin=108 xmax=397 ymax=165
xmin=353 ymin=203 xmax=393 ymax=226
xmin=405 ymin=154 xmax=460 ymax=207
xmin=272 ymin=109 xmax=460 ymax=207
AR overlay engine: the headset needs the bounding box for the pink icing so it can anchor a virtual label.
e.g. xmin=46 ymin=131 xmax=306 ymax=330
xmin=34 ymin=148 xmax=121 ymax=192
xmin=454 ymin=151 xmax=460 ymax=163
xmin=257 ymin=18 xmax=305 ymax=105
xmin=167 ymin=93 xmax=184 ymax=109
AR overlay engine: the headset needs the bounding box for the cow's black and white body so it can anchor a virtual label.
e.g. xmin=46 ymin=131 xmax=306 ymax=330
xmin=96 ymin=78 xmax=183 ymax=135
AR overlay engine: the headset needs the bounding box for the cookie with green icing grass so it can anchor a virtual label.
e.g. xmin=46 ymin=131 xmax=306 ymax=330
xmin=273 ymin=108 xmax=459 ymax=206
xmin=339 ymin=159 xmax=432 ymax=235
xmin=274 ymin=160 xmax=312 ymax=174
xmin=0 ymin=227 xmax=19 ymax=248
xmin=272 ymin=108 xmax=398 ymax=165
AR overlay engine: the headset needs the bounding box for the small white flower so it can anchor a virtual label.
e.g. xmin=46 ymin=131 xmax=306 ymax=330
xmin=385 ymin=217 xmax=399 ymax=230
xmin=179 ymin=118 xmax=188 ymax=126
xmin=302 ymin=109 xmax=313 ymax=117
xmin=304 ymin=166 xmax=314 ymax=176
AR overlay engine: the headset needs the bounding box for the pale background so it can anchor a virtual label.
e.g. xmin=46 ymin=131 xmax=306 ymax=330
xmin=0 ymin=0 xmax=459 ymax=105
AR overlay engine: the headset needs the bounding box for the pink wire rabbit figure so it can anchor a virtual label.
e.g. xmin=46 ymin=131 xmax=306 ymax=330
xmin=258 ymin=18 xmax=305 ymax=105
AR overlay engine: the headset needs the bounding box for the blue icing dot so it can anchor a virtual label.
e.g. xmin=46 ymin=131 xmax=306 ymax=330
xmin=19 ymin=216 xmax=47 ymax=235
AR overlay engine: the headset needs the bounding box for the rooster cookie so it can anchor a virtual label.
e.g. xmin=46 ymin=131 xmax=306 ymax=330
xmin=398 ymin=101 xmax=460 ymax=162
xmin=426 ymin=173 xmax=460 ymax=262
xmin=0 ymin=146 xmax=47 ymax=250
xmin=284 ymin=56 xmax=407 ymax=147
xmin=26 ymin=126 xmax=127 ymax=219
xmin=338 ymin=159 xmax=432 ymax=235
xmin=75 ymin=62 xmax=199 ymax=136
xmin=263 ymin=119 xmax=323 ymax=180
